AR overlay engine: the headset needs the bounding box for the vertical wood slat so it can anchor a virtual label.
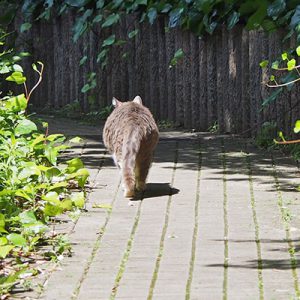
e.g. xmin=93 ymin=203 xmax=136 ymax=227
xmin=25 ymin=14 xmax=294 ymax=136
xmin=229 ymin=26 xmax=243 ymax=133
xmin=166 ymin=25 xmax=176 ymax=123
xmin=249 ymin=31 xmax=259 ymax=136
xmin=149 ymin=21 xmax=159 ymax=118
xmin=190 ymin=34 xmax=199 ymax=130
xmin=198 ymin=38 xmax=207 ymax=131
xmin=175 ymin=28 xmax=184 ymax=127
xmin=206 ymin=34 xmax=217 ymax=130
xmin=221 ymin=28 xmax=230 ymax=132
xmin=183 ymin=31 xmax=191 ymax=128
xmin=157 ymin=17 xmax=167 ymax=122
xmin=216 ymin=29 xmax=224 ymax=133
xmin=241 ymin=29 xmax=250 ymax=133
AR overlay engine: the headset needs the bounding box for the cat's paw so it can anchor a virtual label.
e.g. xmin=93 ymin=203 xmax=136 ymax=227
xmin=124 ymin=189 xmax=135 ymax=198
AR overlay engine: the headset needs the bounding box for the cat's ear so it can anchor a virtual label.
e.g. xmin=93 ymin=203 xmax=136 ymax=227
xmin=133 ymin=95 xmax=142 ymax=105
xmin=112 ymin=97 xmax=121 ymax=107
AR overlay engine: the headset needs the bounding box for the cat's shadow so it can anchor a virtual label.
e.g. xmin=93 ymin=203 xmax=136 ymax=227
xmin=131 ymin=183 xmax=179 ymax=201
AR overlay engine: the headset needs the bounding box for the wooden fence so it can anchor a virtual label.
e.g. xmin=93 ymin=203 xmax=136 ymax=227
xmin=17 ymin=14 xmax=300 ymax=136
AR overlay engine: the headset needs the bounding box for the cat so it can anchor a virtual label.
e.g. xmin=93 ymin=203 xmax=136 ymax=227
xmin=103 ymin=95 xmax=159 ymax=198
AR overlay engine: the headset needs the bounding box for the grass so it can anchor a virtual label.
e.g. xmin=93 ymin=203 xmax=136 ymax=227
xmin=221 ymin=139 xmax=229 ymax=300
xmin=185 ymin=142 xmax=202 ymax=300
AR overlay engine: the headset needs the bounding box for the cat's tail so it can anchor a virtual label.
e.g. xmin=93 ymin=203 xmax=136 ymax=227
xmin=122 ymin=128 xmax=141 ymax=198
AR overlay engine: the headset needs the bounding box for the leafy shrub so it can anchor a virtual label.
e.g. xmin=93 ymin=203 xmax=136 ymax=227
xmin=0 ymin=33 xmax=89 ymax=296
xmin=261 ymin=45 xmax=300 ymax=146
xmin=255 ymin=121 xmax=278 ymax=149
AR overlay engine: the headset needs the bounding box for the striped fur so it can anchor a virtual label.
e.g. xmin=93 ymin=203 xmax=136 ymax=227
xmin=103 ymin=96 xmax=159 ymax=198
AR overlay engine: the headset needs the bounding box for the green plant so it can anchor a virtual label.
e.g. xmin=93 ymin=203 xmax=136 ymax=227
xmin=0 ymin=35 xmax=89 ymax=297
xmin=84 ymin=105 xmax=113 ymax=122
xmin=255 ymin=121 xmax=278 ymax=149
xmin=1 ymin=0 xmax=300 ymax=95
xmin=157 ymin=119 xmax=174 ymax=129
xmin=260 ymin=44 xmax=300 ymax=146
xmin=208 ymin=121 xmax=219 ymax=133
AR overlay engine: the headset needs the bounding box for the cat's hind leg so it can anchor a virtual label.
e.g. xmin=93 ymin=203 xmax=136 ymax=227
xmin=122 ymin=157 xmax=136 ymax=198
xmin=135 ymin=156 xmax=152 ymax=192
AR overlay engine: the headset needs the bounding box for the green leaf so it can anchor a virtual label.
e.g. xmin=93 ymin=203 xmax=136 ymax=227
xmin=102 ymin=34 xmax=116 ymax=47
xmin=246 ymin=1 xmax=268 ymax=30
xmin=261 ymin=19 xmax=277 ymax=32
xmin=44 ymin=203 xmax=63 ymax=216
xmin=93 ymin=14 xmax=103 ymax=23
xmin=80 ymin=55 xmax=88 ymax=65
xmin=161 ymin=3 xmax=172 ymax=13
xmin=6 ymin=71 xmax=26 ymax=84
xmin=262 ymin=87 xmax=283 ymax=107
xmin=66 ymin=158 xmax=84 ymax=173
xmin=60 ymin=199 xmax=73 ymax=211
xmin=0 ymin=213 xmax=7 ymax=233
xmin=281 ymin=52 xmax=288 ymax=60
xmin=267 ymin=0 xmax=286 ymax=19
xmin=287 ymin=58 xmax=296 ymax=70
xmin=18 ymin=162 xmax=41 ymax=180
xmin=96 ymin=0 xmax=105 ymax=9
xmin=294 ymin=120 xmax=300 ymax=133
xmin=7 ymin=234 xmax=26 ymax=247
xmin=0 ymin=237 xmax=8 ymax=246
xmin=135 ymin=0 xmax=147 ymax=5
xmin=278 ymin=131 xmax=285 ymax=141
xmin=76 ymin=168 xmax=89 ymax=187
xmin=46 ymin=133 xmax=65 ymax=142
xmin=23 ymin=222 xmax=47 ymax=234
xmin=270 ymin=75 xmax=275 ymax=81
xmin=290 ymin=5 xmax=300 ymax=29
xmin=0 ymin=245 xmax=15 ymax=258
xmin=65 ymin=0 xmax=90 ymax=7
xmin=13 ymin=64 xmax=23 ymax=72
xmin=48 ymin=182 xmax=68 ymax=191
xmin=97 ymin=48 xmax=108 ymax=63
xmin=5 ymin=94 xmax=27 ymax=112
xmin=73 ymin=9 xmax=93 ymax=42
xmin=19 ymin=211 xmax=37 ymax=224
xmin=15 ymin=189 xmax=34 ymax=201
xmin=102 ymin=13 xmax=120 ymax=28
xmin=128 ymin=29 xmax=139 ymax=39
xmin=44 ymin=144 xmax=59 ymax=165
xmin=169 ymin=48 xmax=184 ymax=67
xmin=42 ymin=191 xmax=60 ymax=204
xmin=272 ymin=61 xmax=279 ymax=69
xmin=81 ymin=83 xmax=90 ymax=93
xmin=15 ymin=119 xmax=37 ymax=136
xmin=147 ymin=7 xmax=157 ymax=25
xmin=227 ymin=11 xmax=240 ymax=30
xmin=20 ymin=22 xmax=32 ymax=33
xmin=260 ymin=60 xmax=269 ymax=68
xmin=169 ymin=7 xmax=184 ymax=28
xmin=71 ymin=192 xmax=85 ymax=208
xmin=296 ymin=45 xmax=300 ymax=56
xmin=69 ymin=136 xmax=82 ymax=143
xmin=0 ymin=65 xmax=10 ymax=74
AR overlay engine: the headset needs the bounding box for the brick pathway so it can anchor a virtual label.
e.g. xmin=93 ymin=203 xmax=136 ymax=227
xmin=24 ymin=118 xmax=300 ymax=300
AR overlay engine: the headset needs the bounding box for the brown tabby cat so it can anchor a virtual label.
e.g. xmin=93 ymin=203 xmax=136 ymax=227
xmin=103 ymin=96 xmax=159 ymax=198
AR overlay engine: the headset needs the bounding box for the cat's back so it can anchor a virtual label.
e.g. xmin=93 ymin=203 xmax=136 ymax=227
xmin=103 ymin=99 xmax=158 ymax=151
